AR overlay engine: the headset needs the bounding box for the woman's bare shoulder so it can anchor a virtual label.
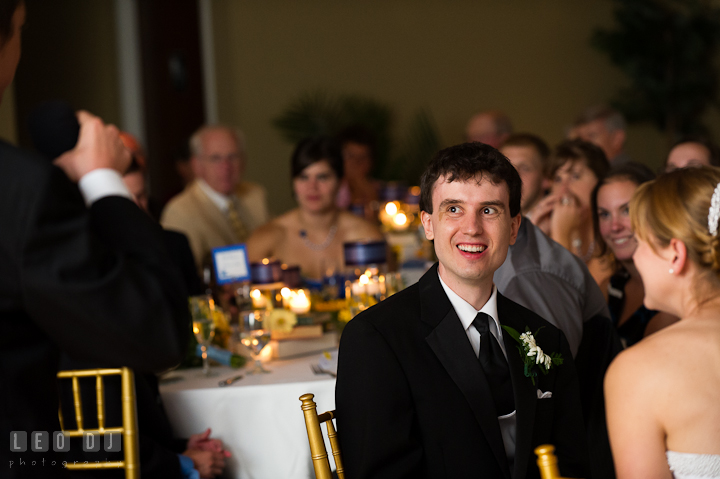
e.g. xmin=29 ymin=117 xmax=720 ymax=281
xmin=246 ymin=214 xmax=294 ymax=260
xmin=607 ymin=320 xmax=708 ymax=390
xmin=338 ymin=211 xmax=384 ymax=241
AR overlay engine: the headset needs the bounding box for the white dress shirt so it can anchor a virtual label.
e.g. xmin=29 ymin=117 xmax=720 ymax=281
xmin=438 ymin=272 xmax=517 ymax=466
xmin=197 ymin=178 xmax=233 ymax=213
xmin=78 ymin=169 xmax=132 ymax=206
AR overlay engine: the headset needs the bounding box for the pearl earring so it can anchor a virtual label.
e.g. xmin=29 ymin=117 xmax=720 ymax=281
xmin=669 ymin=268 xmax=674 ymax=274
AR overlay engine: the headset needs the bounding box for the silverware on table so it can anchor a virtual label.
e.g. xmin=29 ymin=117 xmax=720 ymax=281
xmin=310 ymin=364 xmax=336 ymax=378
xmin=218 ymin=374 xmax=244 ymax=387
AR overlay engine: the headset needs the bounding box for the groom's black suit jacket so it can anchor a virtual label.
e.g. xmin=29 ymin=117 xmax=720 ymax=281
xmin=336 ymin=264 xmax=589 ymax=479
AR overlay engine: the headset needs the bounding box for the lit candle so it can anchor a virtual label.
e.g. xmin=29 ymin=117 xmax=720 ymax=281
xmin=393 ymin=212 xmax=408 ymax=227
xmin=366 ymin=278 xmax=381 ymax=295
xmin=351 ymin=280 xmax=364 ymax=297
xmin=289 ymin=289 xmax=311 ymax=314
xmin=280 ymin=287 xmax=293 ymax=308
xmin=250 ymin=288 xmax=267 ymax=309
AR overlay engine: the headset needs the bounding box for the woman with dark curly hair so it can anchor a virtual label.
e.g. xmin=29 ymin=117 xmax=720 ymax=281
xmin=526 ymin=139 xmax=611 ymax=285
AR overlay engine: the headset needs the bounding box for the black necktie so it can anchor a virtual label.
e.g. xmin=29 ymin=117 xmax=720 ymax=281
xmin=473 ymin=312 xmax=515 ymax=416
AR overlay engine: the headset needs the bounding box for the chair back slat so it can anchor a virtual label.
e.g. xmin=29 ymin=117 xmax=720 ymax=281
xmin=96 ymin=374 xmax=105 ymax=430
xmin=57 ymin=367 xmax=139 ymax=479
xmin=71 ymin=376 xmax=84 ymax=430
xmin=300 ymin=393 xmax=344 ymax=479
xmin=324 ymin=414 xmax=345 ymax=479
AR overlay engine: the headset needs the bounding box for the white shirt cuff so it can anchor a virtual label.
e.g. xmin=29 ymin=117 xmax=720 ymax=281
xmin=77 ymin=169 xmax=133 ymax=206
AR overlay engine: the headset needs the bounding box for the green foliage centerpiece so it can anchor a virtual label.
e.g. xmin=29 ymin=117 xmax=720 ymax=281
xmin=272 ymin=90 xmax=441 ymax=185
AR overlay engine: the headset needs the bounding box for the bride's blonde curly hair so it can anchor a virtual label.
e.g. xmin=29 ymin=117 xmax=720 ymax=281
xmin=631 ymin=166 xmax=720 ymax=298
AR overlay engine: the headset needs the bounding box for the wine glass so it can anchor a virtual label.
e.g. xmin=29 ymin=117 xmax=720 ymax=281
xmin=189 ymin=295 xmax=217 ymax=377
xmin=240 ymin=310 xmax=272 ymax=374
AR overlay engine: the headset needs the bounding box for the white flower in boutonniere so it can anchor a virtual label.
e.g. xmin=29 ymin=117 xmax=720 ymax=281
xmin=502 ymin=326 xmax=564 ymax=386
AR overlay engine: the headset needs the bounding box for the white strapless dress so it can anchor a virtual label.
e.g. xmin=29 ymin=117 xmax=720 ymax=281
xmin=667 ymin=451 xmax=720 ymax=478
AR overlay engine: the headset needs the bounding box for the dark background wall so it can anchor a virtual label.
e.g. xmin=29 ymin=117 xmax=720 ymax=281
xmin=4 ymin=0 xmax=719 ymax=215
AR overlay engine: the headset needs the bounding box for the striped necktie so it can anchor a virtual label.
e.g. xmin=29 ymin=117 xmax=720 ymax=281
xmin=226 ymin=199 xmax=248 ymax=242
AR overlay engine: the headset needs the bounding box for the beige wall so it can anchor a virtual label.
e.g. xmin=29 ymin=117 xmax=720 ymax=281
xmin=210 ymin=0 xmax=669 ymax=216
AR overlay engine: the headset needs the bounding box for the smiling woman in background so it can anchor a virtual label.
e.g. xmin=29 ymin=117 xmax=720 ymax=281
xmin=605 ymin=166 xmax=720 ymax=479
xmin=592 ymin=163 xmax=679 ymax=348
xmin=246 ymin=136 xmax=383 ymax=281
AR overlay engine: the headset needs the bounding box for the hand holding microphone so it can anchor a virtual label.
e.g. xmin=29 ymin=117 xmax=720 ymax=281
xmin=28 ymin=101 xmax=131 ymax=182
xmin=54 ymin=111 xmax=131 ymax=182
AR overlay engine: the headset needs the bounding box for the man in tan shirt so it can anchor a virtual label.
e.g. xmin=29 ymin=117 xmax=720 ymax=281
xmin=161 ymin=125 xmax=268 ymax=271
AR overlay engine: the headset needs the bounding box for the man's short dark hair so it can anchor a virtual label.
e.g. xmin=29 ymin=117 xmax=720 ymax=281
xmin=572 ymin=104 xmax=626 ymax=133
xmin=666 ymin=136 xmax=720 ymax=167
xmin=419 ymin=142 xmax=522 ymax=217
xmin=291 ymin=136 xmax=344 ymax=179
xmin=500 ymin=133 xmax=551 ymax=174
xmin=0 ymin=0 xmax=21 ymax=46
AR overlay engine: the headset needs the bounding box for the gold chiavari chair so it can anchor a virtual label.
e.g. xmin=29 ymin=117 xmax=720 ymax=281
xmin=299 ymin=393 xmax=344 ymax=479
xmin=57 ymin=367 xmax=140 ymax=479
xmin=535 ymin=444 xmax=583 ymax=479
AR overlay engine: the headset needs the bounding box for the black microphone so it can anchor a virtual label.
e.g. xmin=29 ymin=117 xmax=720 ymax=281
xmin=28 ymin=100 xmax=79 ymax=160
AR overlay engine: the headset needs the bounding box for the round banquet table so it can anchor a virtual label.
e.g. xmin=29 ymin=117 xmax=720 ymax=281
xmin=159 ymin=351 xmax=337 ymax=479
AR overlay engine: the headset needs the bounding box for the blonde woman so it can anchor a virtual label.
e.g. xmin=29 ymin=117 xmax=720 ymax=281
xmin=605 ymin=166 xmax=720 ymax=478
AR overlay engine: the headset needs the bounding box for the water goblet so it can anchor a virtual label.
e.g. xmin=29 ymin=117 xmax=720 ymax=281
xmin=189 ymin=295 xmax=217 ymax=377
xmin=240 ymin=310 xmax=272 ymax=374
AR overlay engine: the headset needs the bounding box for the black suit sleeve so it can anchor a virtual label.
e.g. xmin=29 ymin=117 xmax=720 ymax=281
xmin=548 ymin=330 xmax=591 ymax=479
xmin=163 ymin=230 xmax=204 ymax=296
xmin=336 ymin=317 xmax=423 ymax=479
xmin=574 ymin=314 xmax=622 ymax=479
xmin=22 ymin=166 xmax=188 ymax=372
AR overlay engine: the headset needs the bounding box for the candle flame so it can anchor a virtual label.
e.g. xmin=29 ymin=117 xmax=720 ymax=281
xmin=393 ymin=212 xmax=408 ymax=226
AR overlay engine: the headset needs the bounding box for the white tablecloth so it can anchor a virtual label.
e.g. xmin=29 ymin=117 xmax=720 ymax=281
xmin=159 ymin=352 xmax=336 ymax=479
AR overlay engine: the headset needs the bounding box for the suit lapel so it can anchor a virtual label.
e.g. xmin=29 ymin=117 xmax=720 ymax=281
xmin=420 ymin=266 xmax=511 ymax=479
xmin=498 ymin=293 xmax=538 ymax=479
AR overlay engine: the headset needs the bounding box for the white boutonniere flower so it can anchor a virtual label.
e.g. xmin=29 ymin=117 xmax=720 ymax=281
xmin=503 ymin=326 xmax=564 ymax=385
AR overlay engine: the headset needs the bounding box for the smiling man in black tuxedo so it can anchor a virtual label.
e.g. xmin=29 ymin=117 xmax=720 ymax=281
xmin=336 ymin=142 xmax=589 ymax=479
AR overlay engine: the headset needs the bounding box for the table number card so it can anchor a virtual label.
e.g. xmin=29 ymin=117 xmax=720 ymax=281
xmin=212 ymin=244 xmax=250 ymax=284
